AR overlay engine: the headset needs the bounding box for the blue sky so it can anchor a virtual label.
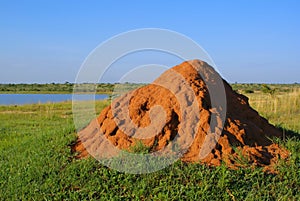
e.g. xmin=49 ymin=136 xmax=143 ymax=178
xmin=0 ymin=0 xmax=299 ymax=83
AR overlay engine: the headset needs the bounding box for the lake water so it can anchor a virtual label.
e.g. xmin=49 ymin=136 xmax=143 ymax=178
xmin=0 ymin=94 xmax=109 ymax=105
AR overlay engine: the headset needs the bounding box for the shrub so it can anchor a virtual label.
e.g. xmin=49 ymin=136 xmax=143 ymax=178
xmin=244 ymin=89 xmax=254 ymax=94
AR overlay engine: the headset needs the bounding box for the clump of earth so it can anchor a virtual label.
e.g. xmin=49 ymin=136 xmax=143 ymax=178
xmin=72 ymin=60 xmax=289 ymax=172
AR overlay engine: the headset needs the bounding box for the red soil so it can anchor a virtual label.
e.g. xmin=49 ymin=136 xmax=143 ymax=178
xmin=72 ymin=60 xmax=289 ymax=172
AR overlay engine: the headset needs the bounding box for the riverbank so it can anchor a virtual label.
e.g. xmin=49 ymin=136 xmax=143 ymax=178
xmin=0 ymin=83 xmax=146 ymax=94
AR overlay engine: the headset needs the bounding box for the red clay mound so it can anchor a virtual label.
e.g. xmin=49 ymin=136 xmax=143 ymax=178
xmin=73 ymin=60 xmax=289 ymax=172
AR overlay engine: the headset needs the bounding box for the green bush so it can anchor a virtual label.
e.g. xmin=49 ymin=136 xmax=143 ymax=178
xmin=244 ymin=89 xmax=254 ymax=93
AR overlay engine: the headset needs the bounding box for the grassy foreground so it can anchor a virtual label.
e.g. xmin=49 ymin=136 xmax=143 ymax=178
xmin=0 ymin=90 xmax=299 ymax=200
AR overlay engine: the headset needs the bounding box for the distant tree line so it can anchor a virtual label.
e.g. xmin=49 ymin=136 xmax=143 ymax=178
xmin=0 ymin=82 xmax=298 ymax=94
xmin=231 ymin=83 xmax=299 ymax=94
xmin=0 ymin=82 xmax=146 ymax=94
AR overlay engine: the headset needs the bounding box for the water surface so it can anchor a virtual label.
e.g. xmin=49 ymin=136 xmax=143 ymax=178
xmin=0 ymin=94 xmax=109 ymax=105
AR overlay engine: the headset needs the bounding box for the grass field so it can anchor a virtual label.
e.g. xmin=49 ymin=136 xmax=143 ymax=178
xmin=0 ymin=86 xmax=299 ymax=200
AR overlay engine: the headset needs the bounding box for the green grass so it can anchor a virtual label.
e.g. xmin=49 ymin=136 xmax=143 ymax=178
xmin=0 ymin=87 xmax=299 ymax=200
